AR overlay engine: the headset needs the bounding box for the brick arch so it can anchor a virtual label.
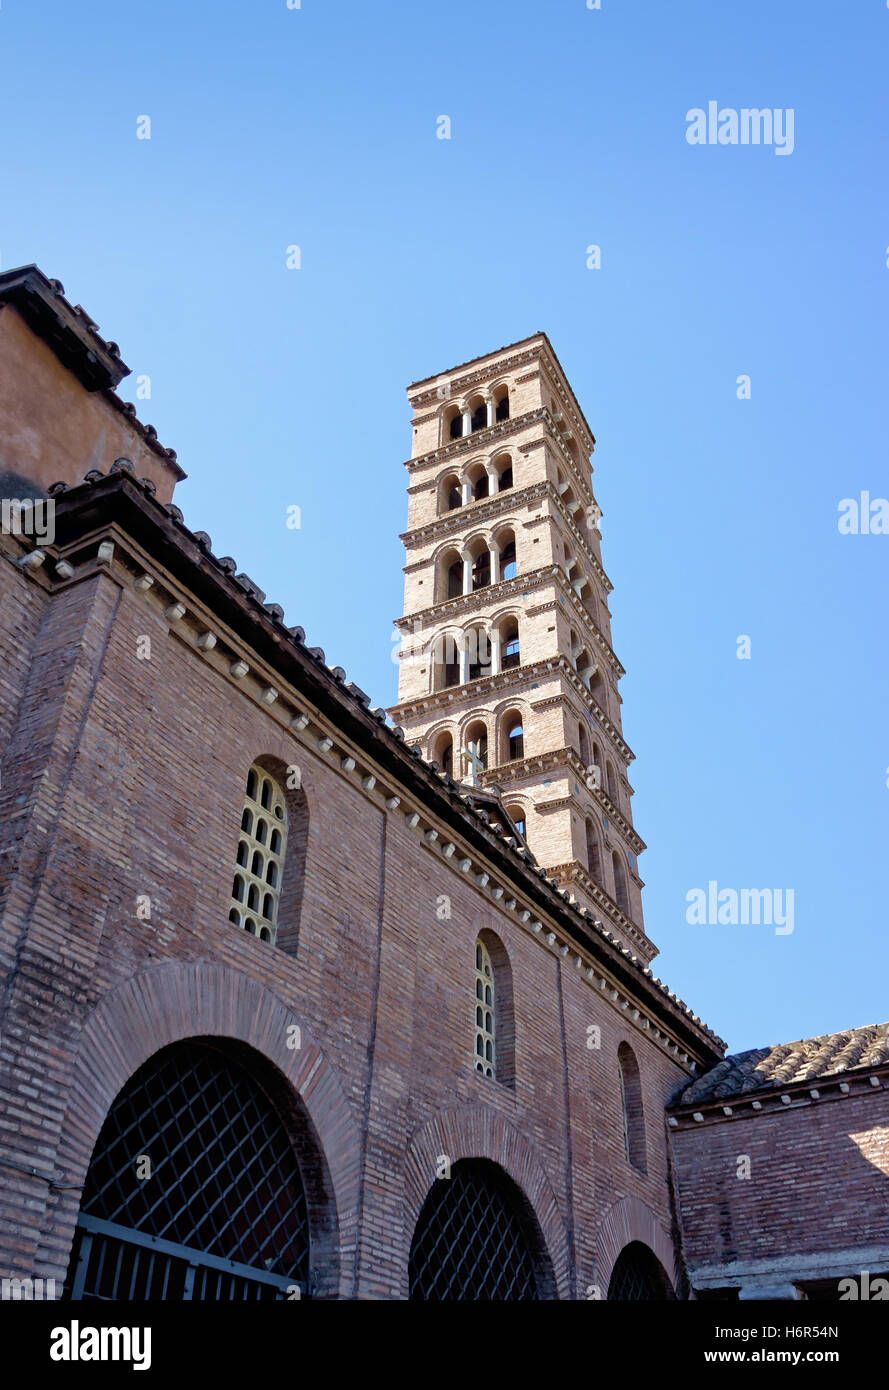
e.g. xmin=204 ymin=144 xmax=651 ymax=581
xmin=423 ymin=714 xmax=460 ymax=743
xmin=490 ymin=517 xmax=519 ymax=544
xmin=489 ymin=602 xmax=524 ymax=626
xmin=596 ymin=1195 xmax=678 ymax=1298
xmin=402 ymin=1105 xmax=570 ymax=1299
xmin=47 ymin=961 xmax=361 ymax=1298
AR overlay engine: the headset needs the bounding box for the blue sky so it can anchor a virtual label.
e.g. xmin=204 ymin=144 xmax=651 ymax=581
xmin=1 ymin=0 xmax=886 ymax=1053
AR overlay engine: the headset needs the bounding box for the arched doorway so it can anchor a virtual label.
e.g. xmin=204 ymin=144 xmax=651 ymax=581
xmin=608 ymin=1241 xmax=676 ymax=1300
xmin=63 ymin=1040 xmax=313 ymax=1300
xmin=408 ymin=1158 xmax=544 ymax=1300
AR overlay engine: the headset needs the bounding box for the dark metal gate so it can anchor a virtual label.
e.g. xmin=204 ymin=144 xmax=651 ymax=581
xmin=408 ymin=1159 xmax=540 ymax=1300
xmin=64 ymin=1040 xmax=310 ymax=1301
xmin=608 ymin=1242 xmax=676 ymax=1300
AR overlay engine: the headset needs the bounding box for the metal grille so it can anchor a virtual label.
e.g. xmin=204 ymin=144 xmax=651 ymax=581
xmin=408 ymin=1161 xmax=539 ymax=1300
xmin=608 ymin=1242 xmax=675 ymax=1301
xmin=64 ymin=1041 xmax=310 ymax=1300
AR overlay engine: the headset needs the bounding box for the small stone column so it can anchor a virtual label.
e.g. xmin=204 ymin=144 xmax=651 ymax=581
xmin=458 ymin=638 xmax=471 ymax=684
xmin=490 ymin=628 xmax=502 ymax=675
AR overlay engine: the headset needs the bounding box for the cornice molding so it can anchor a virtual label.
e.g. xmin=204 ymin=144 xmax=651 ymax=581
xmin=401 ymin=477 xmax=612 ymax=597
xmin=390 ymin=654 xmax=635 ymax=765
xmin=396 ymin=561 xmax=623 ymax=682
xmin=547 ymin=859 xmax=652 ymax=960
xmin=409 ymin=345 xmax=542 ymax=408
xmin=404 ymin=408 xmax=594 ymax=505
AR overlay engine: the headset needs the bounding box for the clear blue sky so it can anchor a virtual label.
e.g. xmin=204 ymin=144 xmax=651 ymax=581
xmin=2 ymin=1 xmax=886 ymax=1054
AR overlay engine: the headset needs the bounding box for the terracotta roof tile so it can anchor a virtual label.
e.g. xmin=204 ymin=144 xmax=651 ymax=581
xmin=678 ymin=1022 xmax=889 ymax=1105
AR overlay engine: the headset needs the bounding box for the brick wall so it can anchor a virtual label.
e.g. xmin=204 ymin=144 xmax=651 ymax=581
xmin=670 ymin=1088 xmax=889 ymax=1293
xmin=0 ymin=532 xmax=703 ymax=1298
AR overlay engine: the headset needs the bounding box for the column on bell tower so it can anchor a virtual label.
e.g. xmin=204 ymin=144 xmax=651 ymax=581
xmin=388 ymin=334 xmax=656 ymax=964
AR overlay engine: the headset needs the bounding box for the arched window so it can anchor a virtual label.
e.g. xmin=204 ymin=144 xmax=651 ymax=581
xmin=617 ymin=1044 xmax=647 ymax=1174
xmin=433 ymin=632 xmax=461 ymax=690
xmin=63 ymin=1041 xmax=313 ymax=1300
xmin=441 ymin=473 xmax=462 ymax=512
xmin=591 ymin=741 xmax=604 ymax=791
xmin=466 ymin=626 xmax=490 ymax=681
xmin=505 ymin=714 xmax=524 ymax=762
xmin=578 ymin=722 xmax=590 ymax=766
xmin=474 ymin=938 xmax=496 ymax=1077
xmin=590 ymin=668 xmax=607 ymax=710
xmin=494 ymin=387 xmax=510 ymax=422
xmin=612 ymin=851 xmax=630 ymax=915
xmin=463 ymin=719 xmax=488 ymax=780
xmin=499 ymin=531 xmax=517 ymax=581
xmin=446 ymin=406 xmax=463 ymax=441
xmin=470 ymin=540 xmax=491 ymax=590
xmin=469 ymin=397 xmax=487 ymax=433
xmin=230 ymin=764 xmax=287 ymax=944
xmin=507 ymin=805 xmax=526 ymax=839
xmin=438 ymin=548 xmax=464 ymax=602
xmin=409 ymin=1159 xmax=548 ymax=1300
xmin=585 ymin=819 xmax=601 ymax=880
xmin=501 ymin=621 xmax=520 ymax=670
xmin=494 ymin=452 xmax=513 ymax=491
xmin=606 ymin=760 xmax=618 ymax=804
xmin=465 ymin=462 xmax=488 ymax=502
xmin=433 ymin=733 xmax=454 ymax=778
xmin=472 ymin=931 xmax=515 ymax=1086
xmin=576 ymin=650 xmax=593 ymax=688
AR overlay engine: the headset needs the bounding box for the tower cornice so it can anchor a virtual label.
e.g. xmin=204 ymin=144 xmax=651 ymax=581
xmin=406 ymin=333 xmax=597 ymax=457
xmin=548 ymin=859 xmax=652 ymax=960
xmin=405 ymin=407 xmax=594 ymax=504
xmin=481 ymin=745 xmax=646 ymax=857
xmin=402 ymin=476 xmax=613 ymax=596
xmin=395 ymin=562 xmax=625 ymax=682
xmin=388 ymin=654 xmax=635 ymax=766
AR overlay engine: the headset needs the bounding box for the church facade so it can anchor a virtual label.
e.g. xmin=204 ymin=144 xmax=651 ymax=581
xmin=0 ymin=265 xmax=885 ymax=1301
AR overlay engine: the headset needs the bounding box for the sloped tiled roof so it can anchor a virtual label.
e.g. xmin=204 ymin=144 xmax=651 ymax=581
xmin=678 ymin=1022 xmax=889 ymax=1105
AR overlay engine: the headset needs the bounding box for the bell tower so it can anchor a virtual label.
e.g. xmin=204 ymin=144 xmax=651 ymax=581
xmin=389 ymin=334 xmax=655 ymax=963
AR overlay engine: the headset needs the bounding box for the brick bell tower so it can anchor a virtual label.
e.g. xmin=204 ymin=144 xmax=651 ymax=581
xmin=389 ymin=334 xmax=655 ymax=964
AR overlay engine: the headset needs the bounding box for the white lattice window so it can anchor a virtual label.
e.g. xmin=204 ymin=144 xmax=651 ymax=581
xmin=474 ymin=939 xmax=495 ymax=1078
xmin=229 ymin=764 xmax=288 ymax=944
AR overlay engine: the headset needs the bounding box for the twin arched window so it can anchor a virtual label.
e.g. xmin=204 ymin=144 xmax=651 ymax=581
xmin=437 ymin=532 xmax=518 ymax=600
xmin=438 ymin=456 xmax=514 ymax=515
xmin=431 ymin=620 xmax=521 ymax=691
xmin=444 ymin=390 xmax=510 ymax=443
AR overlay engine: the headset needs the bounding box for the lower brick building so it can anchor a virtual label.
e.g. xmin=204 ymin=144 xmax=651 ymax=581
xmin=0 ymin=264 xmax=885 ymax=1301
